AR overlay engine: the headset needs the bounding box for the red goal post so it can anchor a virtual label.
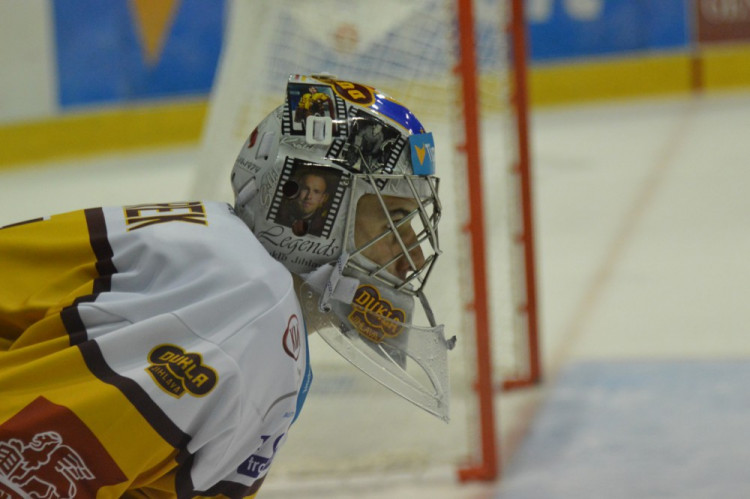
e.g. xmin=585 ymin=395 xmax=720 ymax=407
xmin=192 ymin=0 xmax=539 ymax=483
xmin=454 ymin=0 xmax=539 ymax=480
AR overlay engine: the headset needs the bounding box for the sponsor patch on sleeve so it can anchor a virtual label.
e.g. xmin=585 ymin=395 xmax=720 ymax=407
xmin=145 ymin=344 xmax=218 ymax=398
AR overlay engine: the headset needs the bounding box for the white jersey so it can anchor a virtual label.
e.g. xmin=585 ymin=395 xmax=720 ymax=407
xmin=0 ymin=201 xmax=311 ymax=498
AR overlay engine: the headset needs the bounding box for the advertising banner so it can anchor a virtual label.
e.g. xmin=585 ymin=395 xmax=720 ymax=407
xmin=53 ymin=0 xmax=225 ymax=108
xmin=528 ymin=0 xmax=689 ymax=60
xmin=695 ymin=0 xmax=750 ymax=43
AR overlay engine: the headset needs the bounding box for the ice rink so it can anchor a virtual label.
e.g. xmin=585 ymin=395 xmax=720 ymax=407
xmin=2 ymin=91 xmax=749 ymax=498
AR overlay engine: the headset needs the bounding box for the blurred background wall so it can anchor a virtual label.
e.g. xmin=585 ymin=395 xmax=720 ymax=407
xmin=1 ymin=0 xmax=749 ymax=167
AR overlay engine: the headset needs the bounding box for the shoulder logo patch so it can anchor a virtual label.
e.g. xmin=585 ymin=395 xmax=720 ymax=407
xmin=146 ymin=344 xmax=218 ymax=398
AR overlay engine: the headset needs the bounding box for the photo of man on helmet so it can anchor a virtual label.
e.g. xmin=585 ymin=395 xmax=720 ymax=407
xmin=274 ymin=164 xmax=337 ymax=237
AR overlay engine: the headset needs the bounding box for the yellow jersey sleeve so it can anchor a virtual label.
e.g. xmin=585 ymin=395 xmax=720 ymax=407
xmin=0 ymin=209 xmax=103 ymax=350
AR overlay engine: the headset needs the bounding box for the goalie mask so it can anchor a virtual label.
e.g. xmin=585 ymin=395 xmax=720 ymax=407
xmin=231 ymin=74 xmax=455 ymax=421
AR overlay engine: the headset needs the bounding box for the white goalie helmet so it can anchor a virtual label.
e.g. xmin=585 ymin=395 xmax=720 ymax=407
xmin=231 ymin=74 xmax=455 ymax=421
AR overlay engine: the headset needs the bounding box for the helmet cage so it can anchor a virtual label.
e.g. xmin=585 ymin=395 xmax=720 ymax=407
xmin=231 ymin=75 xmax=455 ymax=420
xmin=343 ymin=173 xmax=441 ymax=296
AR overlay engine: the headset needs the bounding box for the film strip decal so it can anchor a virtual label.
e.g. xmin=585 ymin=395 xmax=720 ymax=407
xmin=281 ymin=101 xmax=293 ymax=136
xmin=333 ymin=96 xmax=348 ymax=137
xmin=321 ymin=173 xmax=349 ymax=238
xmin=267 ymin=157 xmax=295 ymax=222
xmin=326 ymin=138 xmax=345 ymax=162
xmin=376 ymin=135 xmax=407 ymax=190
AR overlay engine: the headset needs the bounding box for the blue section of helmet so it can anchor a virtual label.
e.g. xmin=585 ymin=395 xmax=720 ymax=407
xmin=409 ymin=133 xmax=436 ymax=175
xmin=369 ymin=93 xmax=425 ymax=135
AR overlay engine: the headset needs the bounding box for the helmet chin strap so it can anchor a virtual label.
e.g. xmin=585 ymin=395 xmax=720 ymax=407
xmin=234 ymin=178 xmax=258 ymax=229
xmin=301 ymin=252 xmax=359 ymax=313
xmin=235 ymin=178 xmax=257 ymax=208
